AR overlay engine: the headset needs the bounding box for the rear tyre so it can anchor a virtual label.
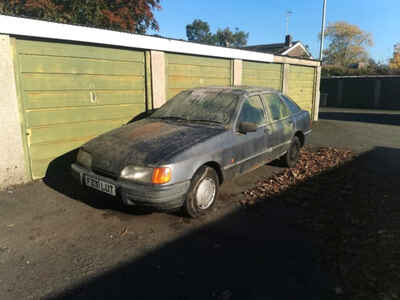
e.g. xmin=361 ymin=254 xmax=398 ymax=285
xmin=282 ymin=136 xmax=301 ymax=168
xmin=183 ymin=166 xmax=219 ymax=218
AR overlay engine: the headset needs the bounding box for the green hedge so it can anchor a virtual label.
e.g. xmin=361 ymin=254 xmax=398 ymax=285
xmin=322 ymin=65 xmax=400 ymax=78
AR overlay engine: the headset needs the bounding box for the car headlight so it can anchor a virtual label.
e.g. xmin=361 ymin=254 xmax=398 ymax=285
xmin=120 ymin=166 xmax=171 ymax=184
xmin=77 ymin=149 xmax=92 ymax=169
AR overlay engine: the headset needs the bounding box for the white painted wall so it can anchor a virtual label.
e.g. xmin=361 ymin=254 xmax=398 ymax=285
xmin=0 ymin=35 xmax=28 ymax=189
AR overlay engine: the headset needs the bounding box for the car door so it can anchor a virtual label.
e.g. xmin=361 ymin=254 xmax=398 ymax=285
xmin=262 ymin=93 xmax=294 ymax=158
xmin=232 ymin=95 xmax=268 ymax=175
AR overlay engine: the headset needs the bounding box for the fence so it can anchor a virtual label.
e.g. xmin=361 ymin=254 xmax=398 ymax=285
xmin=321 ymin=76 xmax=400 ymax=110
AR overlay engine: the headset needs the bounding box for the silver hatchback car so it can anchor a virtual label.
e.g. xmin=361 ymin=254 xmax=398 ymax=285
xmin=71 ymin=86 xmax=311 ymax=217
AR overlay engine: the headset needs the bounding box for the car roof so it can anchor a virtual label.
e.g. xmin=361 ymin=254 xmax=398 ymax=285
xmin=186 ymin=86 xmax=281 ymax=96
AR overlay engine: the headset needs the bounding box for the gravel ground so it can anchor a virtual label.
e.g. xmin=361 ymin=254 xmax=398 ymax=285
xmin=0 ymin=108 xmax=399 ymax=300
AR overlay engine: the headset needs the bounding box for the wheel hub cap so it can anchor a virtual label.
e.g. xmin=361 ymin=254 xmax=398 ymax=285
xmin=196 ymin=177 xmax=216 ymax=210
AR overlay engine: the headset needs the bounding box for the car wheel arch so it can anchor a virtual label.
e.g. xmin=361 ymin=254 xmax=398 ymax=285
xmin=191 ymin=161 xmax=224 ymax=185
xmin=294 ymin=131 xmax=305 ymax=147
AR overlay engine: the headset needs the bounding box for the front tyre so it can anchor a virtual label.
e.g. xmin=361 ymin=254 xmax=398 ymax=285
xmin=183 ymin=166 xmax=219 ymax=218
xmin=282 ymin=136 xmax=301 ymax=168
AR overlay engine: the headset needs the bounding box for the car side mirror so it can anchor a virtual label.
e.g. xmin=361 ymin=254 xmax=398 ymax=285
xmin=238 ymin=122 xmax=257 ymax=134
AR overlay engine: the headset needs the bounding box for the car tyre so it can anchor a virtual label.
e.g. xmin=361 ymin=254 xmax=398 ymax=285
xmin=282 ymin=136 xmax=301 ymax=168
xmin=183 ymin=166 xmax=219 ymax=218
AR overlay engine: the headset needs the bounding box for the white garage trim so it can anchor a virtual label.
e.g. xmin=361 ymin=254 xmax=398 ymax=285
xmin=0 ymin=15 xmax=274 ymax=63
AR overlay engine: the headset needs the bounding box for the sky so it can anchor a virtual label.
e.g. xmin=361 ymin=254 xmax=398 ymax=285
xmin=149 ymin=0 xmax=399 ymax=63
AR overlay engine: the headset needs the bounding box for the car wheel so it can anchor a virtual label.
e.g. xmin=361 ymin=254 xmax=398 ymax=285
xmin=282 ymin=136 xmax=301 ymax=168
xmin=183 ymin=166 xmax=219 ymax=218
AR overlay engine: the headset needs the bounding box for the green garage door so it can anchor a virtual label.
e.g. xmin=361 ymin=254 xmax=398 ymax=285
xmin=287 ymin=65 xmax=315 ymax=113
xmin=242 ymin=61 xmax=283 ymax=90
xmin=166 ymin=53 xmax=232 ymax=99
xmin=15 ymin=39 xmax=147 ymax=179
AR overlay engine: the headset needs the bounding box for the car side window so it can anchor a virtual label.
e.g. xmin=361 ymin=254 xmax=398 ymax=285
xmin=281 ymin=95 xmax=301 ymax=114
xmin=263 ymin=93 xmax=289 ymax=121
xmin=237 ymin=95 xmax=266 ymax=126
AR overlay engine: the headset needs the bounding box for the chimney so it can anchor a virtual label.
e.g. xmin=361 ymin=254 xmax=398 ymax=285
xmin=285 ymin=35 xmax=293 ymax=47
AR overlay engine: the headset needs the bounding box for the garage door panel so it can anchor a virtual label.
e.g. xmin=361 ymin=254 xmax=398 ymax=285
xmin=16 ymin=39 xmax=147 ymax=179
xmin=24 ymin=90 xmax=145 ymax=109
xmin=167 ymin=64 xmax=230 ymax=78
xmin=242 ymin=78 xmax=282 ymax=87
xmin=242 ymin=61 xmax=282 ymax=90
xmin=16 ymin=39 xmax=144 ymax=62
xmin=167 ymin=88 xmax=186 ymax=99
xmin=21 ymin=74 xmax=144 ymax=91
xmin=30 ymin=158 xmax=57 ymax=179
xmin=288 ymin=65 xmax=315 ymax=114
xmin=167 ymin=76 xmax=230 ymax=89
xmin=26 ymin=104 xmax=142 ymax=128
xmin=288 ymin=87 xmax=314 ymax=93
xmin=30 ymin=139 xmax=96 ymax=161
xmin=288 ymin=69 xmax=315 ymax=75
xmin=288 ymin=75 xmax=315 ymax=81
xmin=244 ymin=61 xmax=282 ymax=71
xmin=167 ymin=53 xmax=230 ymax=67
xmin=166 ymin=53 xmax=231 ymax=99
xmin=20 ymin=55 xmax=145 ymax=76
xmin=29 ymin=119 xmax=127 ymax=145
xmin=244 ymin=69 xmax=282 ymax=78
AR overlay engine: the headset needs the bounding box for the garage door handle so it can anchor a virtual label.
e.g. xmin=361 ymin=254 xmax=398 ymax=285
xmin=89 ymin=91 xmax=97 ymax=103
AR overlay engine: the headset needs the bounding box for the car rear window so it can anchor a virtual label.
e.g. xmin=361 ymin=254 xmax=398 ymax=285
xmin=281 ymin=95 xmax=301 ymax=114
xmin=263 ymin=93 xmax=289 ymax=121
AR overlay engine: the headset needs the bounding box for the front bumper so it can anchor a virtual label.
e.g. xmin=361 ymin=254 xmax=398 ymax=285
xmin=71 ymin=163 xmax=190 ymax=210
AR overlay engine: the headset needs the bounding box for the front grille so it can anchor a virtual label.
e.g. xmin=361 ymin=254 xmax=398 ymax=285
xmin=92 ymin=167 xmax=118 ymax=180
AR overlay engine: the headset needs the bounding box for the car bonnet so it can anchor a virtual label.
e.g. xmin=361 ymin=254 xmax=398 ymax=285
xmin=82 ymin=118 xmax=224 ymax=176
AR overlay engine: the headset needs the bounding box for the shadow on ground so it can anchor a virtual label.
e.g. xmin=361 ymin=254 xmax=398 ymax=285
xmin=42 ymin=146 xmax=400 ymax=300
xmin=43 ymin=149 xmax=134 ymax=214
xmin=319 ymin=111 xmax=400 ymax=126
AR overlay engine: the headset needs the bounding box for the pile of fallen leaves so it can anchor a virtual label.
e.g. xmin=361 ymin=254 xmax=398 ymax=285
xmin=241 ymin=146 xmax=354 ymax=206
xmin=242 ymin=146 xmax=399 ymax=300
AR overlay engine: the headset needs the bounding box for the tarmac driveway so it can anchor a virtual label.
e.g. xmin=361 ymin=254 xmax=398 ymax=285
xmin=0 ymin=107 xmax=399 ymax=300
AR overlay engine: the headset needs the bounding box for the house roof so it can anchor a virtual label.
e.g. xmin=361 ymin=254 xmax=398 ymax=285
xmin=243 ymin=41 xmax=299 ymax=54
xmin=242 ymin=41 xmax=312 ymax=58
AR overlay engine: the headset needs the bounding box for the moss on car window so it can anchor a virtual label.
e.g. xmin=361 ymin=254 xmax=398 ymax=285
xmin=151 ymin=90 xmax=239 ymax=124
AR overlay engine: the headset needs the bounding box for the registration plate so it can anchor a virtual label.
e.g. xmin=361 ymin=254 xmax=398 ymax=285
xmin=85 ymin=175 xmax=116 ymax=196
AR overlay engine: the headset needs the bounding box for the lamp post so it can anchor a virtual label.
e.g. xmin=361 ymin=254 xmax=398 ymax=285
xmin=319 ymin=0 xmax=327 ymax=61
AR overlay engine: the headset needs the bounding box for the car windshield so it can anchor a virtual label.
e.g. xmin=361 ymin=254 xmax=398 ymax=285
xmin=150 ymin=89 xmax=240 ymax=125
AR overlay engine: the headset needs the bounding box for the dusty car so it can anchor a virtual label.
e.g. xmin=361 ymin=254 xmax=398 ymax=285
xmin=71 ymin=87 xmax=311 ymax=217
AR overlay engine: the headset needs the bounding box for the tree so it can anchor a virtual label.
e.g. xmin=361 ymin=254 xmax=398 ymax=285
xmin=186 ymin=19 xmax=249 ymax=47
xmin=214 ymin=27 xmax=249 ymax=47
xmin=0 ymin=0 xmax=161 ymax=34
xmin=186 ymin=19 xmax=214 ymax=45
xmin=389 ymin=43 xmax=400 ymax=69
xmin=321 ymin=21 xmax=373 ymax=66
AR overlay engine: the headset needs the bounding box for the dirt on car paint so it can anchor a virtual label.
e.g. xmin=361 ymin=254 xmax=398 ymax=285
xmin=82 ymin=118 xmax=225 ymax=174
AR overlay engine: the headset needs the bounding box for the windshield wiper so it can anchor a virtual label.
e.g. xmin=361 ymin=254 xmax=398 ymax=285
xmin=189 ymin=119 xmax=224 ymax=125
xmin=154 ymin=116 xmax=188 ymax=121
